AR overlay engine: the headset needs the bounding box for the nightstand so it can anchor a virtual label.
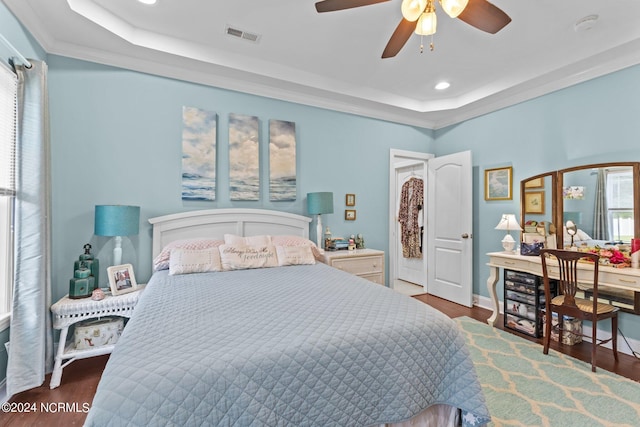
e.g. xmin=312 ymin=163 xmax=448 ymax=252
xmin=323 ymin=249 xmax=385 ymax=285
xmin=49 ymin=287 xmax=144 ymax=389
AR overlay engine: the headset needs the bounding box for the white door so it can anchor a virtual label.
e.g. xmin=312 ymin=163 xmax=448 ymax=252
xmin=395 ymin=161 xmax=426 ymax=285
xmin=427 ymin=150 xmax=473 ymax=307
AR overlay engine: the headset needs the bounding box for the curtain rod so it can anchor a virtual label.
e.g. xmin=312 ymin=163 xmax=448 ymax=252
xmin=0 ymin=33 xmax=32 ymax=69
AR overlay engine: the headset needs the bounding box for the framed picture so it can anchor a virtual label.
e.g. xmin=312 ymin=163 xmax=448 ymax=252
xmin=484 ymin=166 xmax=513 ymax=201
xmin=107 ymin=264 xmax=138 ymax=296
xmin=524 ymin=191 xmax=545 ymax=214
xmin=524 ymin=177 xmax=544 ymax=189
xmin=345 ymin=193 xmax=356 ymax=206
xmin=345 ymin=209 xmax=356 ymax=221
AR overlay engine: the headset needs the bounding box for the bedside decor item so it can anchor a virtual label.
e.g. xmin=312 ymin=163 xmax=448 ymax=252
xmin=95 ymin=205 xmax=140 ymax=266
xmin=68 ymin=261 xmax=95 ymax=299
xmin=307 ymin=192 xmax=334 ymax=248
xmin=495 ymin=214 xmax=522 ymax=253
xmin=72 ymin=243 xmax=99 ymax=292
xmin=74 ymin=317 xmax=124 ymax=350
xmin=346 ymin=193 xmax=355 ymax=206
xmin=345 ymin=210 xmax=356 ymax=221
xmin=107 ymin=264 xmax=139 ymax=296
xmin=484 ymin=166 xmax=513 ymax=200
xmin=91 ymin=288 xmax=106 ymax=301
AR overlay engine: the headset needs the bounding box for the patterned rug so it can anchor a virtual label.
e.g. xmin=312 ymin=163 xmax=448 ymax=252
xmin=455 ymin=316 xmax=640 ymax=427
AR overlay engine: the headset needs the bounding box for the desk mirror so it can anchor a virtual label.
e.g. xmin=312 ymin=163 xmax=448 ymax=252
xmin=520 ymin=172 xmax=557 ymax=249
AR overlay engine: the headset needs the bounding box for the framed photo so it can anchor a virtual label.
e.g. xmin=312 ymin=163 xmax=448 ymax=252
xmin=345 ymin=193 xmax=356 ymax=206
xmin=524 ymin=191 xmax=545 ymax=214
xmin=484 ymin=166 xmax=513 ymax=201
xmin=107 ymin=264 xmax=138 ymax=296
xmin=345 ymin=209 xmax=356 ymax=221
xmin=524 ymin=177 xmax=544 ymax=189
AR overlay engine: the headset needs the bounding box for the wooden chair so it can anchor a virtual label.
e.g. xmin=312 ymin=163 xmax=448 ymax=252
xmin=539 ymin=248 xmax=619 ymax=372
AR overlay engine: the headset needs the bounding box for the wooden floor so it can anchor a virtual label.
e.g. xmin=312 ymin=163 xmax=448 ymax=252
xmin=2 ymin=294 xmax=639 ymax=426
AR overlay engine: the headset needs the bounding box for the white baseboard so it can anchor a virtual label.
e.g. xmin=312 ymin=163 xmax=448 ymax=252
xmin=473 ymin=293 xmax=640 ymax=357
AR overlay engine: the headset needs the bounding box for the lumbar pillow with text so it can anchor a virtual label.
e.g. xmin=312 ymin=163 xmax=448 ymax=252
xmin=219 ymin=245 xmax=279 ymax=271
xmin=169 ymin=247 xmax=222 ymax=276
xmin=275 ymin=245 xmax=316 ymax=266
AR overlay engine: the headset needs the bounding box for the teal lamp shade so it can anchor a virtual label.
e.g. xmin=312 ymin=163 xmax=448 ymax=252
xmin=95 ymin=205 xmax=140 ymax=266
xmin=307 ymin=192 xmax=333 ymax=249
xmin=307 ymin=192 xmax=334 ymax=215
xmin=95 ymin=205 xmax=140 ymax=236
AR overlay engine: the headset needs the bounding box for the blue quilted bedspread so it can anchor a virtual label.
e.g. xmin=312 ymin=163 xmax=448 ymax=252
xmin=84 ymin=263 xmax=490 ymax=426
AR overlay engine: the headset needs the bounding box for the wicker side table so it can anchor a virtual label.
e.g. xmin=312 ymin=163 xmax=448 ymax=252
xmin=49 ymin=287 xmax=144 ymax=389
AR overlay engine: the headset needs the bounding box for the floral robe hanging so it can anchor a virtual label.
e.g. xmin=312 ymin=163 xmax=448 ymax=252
xmin=398 ymin=177 xmax=424 ymax=259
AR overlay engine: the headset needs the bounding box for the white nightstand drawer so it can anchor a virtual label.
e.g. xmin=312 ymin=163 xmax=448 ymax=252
xmin=331 ymin=256 xmax=383 ymax=275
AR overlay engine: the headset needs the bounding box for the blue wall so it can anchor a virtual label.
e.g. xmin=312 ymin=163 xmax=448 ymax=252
xmin=47 ymin=55 xmax=435 ymax=303
xmin=434 ymin=64 xmax=640 ymax=337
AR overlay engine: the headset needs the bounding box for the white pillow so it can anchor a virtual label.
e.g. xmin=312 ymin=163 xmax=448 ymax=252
xmin=275 ymin=245 xmax=316 ymax=266
xmin=169 ymin=247 xmax=222 ymax=276
xmin=219 ymin=245 xmax=278 ymax=271
xmin=153 ymin=238 xmax=224 ymax=271
xmin=271 ymin=235 xmax=323 ymax=260
xmin=563 ymin=227 xmax=593 ymax=242
xmin=223 ymin=234 xmax=272 ymax=246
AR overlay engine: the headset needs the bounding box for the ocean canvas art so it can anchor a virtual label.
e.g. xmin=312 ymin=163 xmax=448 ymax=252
xmin=182 ymin=106 xmax=217 ymax=201
xmin=269 ymin=120 xmax=296 ymax=201
xmin=229 ymin=113 xmax=260 ymax=201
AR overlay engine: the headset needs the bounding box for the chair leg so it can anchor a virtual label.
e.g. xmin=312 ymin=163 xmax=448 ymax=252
xmin=591 ymin=321 xmax=597 ymax=372
xmin=543 ymin=312 xmax=551 ymax=355
xmin=612 ymin=315 xmax=619 ymax=362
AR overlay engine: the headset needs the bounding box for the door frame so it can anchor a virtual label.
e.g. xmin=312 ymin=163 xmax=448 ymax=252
xmin=389 ymin=149 xmax=434 ymax=291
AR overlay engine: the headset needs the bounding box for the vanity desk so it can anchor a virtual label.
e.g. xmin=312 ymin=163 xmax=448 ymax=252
xmin=486 ymin=251 xmax=640 ymax=326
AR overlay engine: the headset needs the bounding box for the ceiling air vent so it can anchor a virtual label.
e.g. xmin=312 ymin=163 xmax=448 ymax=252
xmin=225 ymin=25 xmax=261 ymax=43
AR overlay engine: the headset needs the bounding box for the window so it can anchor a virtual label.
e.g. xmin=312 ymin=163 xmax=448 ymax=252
xmin=606 ymin=168 xmax=634 ymax=243
xmin=0 ymin=63 xmax=17 ymax=329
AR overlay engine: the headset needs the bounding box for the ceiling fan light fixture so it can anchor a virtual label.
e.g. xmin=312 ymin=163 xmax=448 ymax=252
xmin=415 ymin=10 xmax=437 ymax=35
xmin=401 ymin=0 xmax=428 ymax=22
xmin=439 ymin=0 xmax=468 ymax=18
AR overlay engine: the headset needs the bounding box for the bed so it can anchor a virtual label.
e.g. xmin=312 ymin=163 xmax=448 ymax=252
xmin=84 ymin=209 xmax=490 ymax=427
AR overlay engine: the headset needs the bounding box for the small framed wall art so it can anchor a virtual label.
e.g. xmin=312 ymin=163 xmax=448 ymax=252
xmin=346 ymin=194 xmax=355 ymax=206
xmin=345 ymin=210 xmax=356 ymax=221
xmin=107 ymin=264 xmax=139 ymax=296
xmin=484 ymin=166 xmax=513 ymax=201
xmin=524 ymin=191 xmax=545 ymax=214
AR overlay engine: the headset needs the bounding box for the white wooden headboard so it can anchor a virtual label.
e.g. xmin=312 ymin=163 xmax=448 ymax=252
xmin=148 ymin=208 xmax=312 ymax=259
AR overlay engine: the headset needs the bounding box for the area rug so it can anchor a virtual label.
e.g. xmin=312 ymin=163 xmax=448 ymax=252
xmin=455 ymin=316 xmax=640 ymax=427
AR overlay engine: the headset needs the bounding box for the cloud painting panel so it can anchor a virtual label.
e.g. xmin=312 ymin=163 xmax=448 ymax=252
xmin=229 ymin=113 xmax=259 ymax=201
xmin=269 ymin=120 xmax=296 ymax=201
xmin=182 ymin=106 xmax=217 ymax=201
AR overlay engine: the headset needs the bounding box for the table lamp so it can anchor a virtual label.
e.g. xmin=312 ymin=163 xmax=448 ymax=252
xmin=95 ymin=205 xmax=140 ymax=265
xmin=495 ymin=214 xmax=522 ymax=253
xmin=307 ymin=192 xmax=334 ymax=249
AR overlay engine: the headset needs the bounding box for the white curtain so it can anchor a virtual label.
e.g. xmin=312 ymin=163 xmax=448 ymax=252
xmin=6 ymin=60 xmax=53 ymax=397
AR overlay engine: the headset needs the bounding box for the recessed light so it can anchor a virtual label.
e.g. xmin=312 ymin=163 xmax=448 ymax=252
xmin=435 ymin=81 xmax=450 ymax=90
xmin=575 ymin=15 xmax=598 ymax=32
xmin=138 ymin=0 xmax=158 ymax=5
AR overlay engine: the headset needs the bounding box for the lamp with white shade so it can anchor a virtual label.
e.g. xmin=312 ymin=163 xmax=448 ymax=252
xmin=95 ymin=205 xmax=140 ymax=266
xmin=306 ymin=192 xmax=334 ymax=249
xmin=495 ymin=214 xmax=522 ymax=253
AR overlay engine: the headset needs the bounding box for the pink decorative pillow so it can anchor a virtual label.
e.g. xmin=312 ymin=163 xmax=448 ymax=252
xmin=271 ymin=235 xmax=323 ymax=260
xmin=275 ymin=246 xmax=316 ymax=266
xmin=219 ymin=245 xmax=278 ymax=271
xmin=153 ymin=239 xmax=224 ymax=271
xmin=169 ymin=247 xmax=222 ymax=276
xmin=223 ymin=234 xmax=272 ymax=246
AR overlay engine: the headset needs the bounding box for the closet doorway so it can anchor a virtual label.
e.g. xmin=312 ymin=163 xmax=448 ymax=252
xmin=389 ymin=149 xmax=473 ymax=307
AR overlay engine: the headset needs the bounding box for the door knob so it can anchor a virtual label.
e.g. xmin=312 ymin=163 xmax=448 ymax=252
xmin=461 ymin=233 xmax=470 ymax=238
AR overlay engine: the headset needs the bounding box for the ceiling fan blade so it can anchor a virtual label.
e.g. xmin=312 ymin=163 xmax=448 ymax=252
xmin=457 ymin=0 xmax=511 ymax=34
xmin=315 ymin=0 xmax=390 ymax=13
xmin=381 ymin=18 xmax=415 ymax=59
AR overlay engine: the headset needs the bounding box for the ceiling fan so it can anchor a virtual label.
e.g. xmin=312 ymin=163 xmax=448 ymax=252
xmin=315 ymin=0 xmax=511 ymax=58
